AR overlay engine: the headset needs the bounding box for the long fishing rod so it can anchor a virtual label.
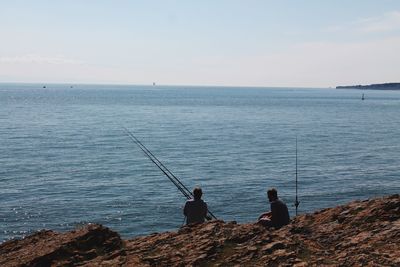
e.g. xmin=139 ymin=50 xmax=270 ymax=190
xmin=123 ymin=127 xmax=217 ymax=220
xmin=123 ymin=127 xmax=193 ymax=198
xmin=123 ymin=127 xmax=191 ymax=199
xmin=294 ymin=136 xmax=300 ymax=216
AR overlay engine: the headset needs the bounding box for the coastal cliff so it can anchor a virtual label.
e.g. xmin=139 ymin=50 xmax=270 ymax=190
xmin=336 ymin=83 xmax=400 ymax=90
xmin=1 ymin=194 xmax=399 ymax=266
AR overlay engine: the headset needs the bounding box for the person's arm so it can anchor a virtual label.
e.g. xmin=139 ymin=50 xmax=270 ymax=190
xmin=258 ymin=212 xmax=271 ymax=220
xmin=270 ymin=202 xmax=278 ymax=225
xmin=203 ymin=202 xmax=210 ymax=220
xmin=183 ymin=202 xmax=188 ymax=216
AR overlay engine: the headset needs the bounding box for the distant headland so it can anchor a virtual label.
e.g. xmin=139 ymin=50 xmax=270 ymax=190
xmin=336 ymin=83 xmax=400 ymax=90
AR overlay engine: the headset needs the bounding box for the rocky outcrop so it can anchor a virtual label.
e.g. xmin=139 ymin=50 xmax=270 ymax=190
xmin=1 ymin=194 xmax=399 ymax=266
xmin=0 ymin=224 xmax=125 ymax=266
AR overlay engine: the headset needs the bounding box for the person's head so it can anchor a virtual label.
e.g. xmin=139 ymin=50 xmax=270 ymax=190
xmin=267 ymin=188 xmax=278 ymax=202
xmin=193 ymin=187 xmax=203 ymax=200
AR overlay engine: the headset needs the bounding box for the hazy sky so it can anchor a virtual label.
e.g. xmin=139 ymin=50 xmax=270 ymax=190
xmin=1 ymin=0 xmax=400 ymax=87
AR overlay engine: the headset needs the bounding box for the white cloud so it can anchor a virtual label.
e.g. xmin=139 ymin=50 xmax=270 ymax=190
xmin=256 ymin=37 xmax=400 ymax=87
xmin=325 ymin=11 xmax=400 ymax=36
xmin=0 ymin=38 xmax=399 ymax=87
xmin=189 ymin=37 xmax=400 ymax=87
xmin=357 ymin=11 xmax=400 ymax=33
xmin=0 ymin=54 xmax=84 ymax=65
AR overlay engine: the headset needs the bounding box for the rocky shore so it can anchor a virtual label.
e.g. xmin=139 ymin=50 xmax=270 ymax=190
xmin=1 ymin=194 xmax=399 ymax=266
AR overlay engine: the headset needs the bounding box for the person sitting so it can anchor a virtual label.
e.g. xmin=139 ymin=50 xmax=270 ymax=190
xmin=183 ymin=187 xmax=208 ymax=225
xmin=258 ymin=188 xmax=290 ymax=229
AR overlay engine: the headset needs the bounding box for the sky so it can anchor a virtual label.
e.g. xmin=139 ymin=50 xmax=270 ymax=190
xmin=1 ymin=0 xmax=400 ymax=87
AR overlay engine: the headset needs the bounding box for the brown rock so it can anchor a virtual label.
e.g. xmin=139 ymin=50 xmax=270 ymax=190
xmin=0 ymin=194 xmax=399 ymax=266
xmin=0 ymin=224 xmax=125 ymax=267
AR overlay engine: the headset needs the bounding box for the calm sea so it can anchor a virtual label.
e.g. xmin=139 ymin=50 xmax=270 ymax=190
xmin=1 ymin=83 xmax=399 ymax=242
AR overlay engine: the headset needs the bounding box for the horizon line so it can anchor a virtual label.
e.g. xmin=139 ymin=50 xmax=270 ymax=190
xmin=0 ymin=81 xmax=333 ymax=89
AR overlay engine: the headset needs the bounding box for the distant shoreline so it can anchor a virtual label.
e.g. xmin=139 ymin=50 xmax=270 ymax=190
xmin=336 ymin=83 xmax=400 ymax=90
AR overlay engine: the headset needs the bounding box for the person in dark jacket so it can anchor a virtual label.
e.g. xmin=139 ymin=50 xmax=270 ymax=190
xmin=258 ymin=188 xmax=290 ymax=228
xmin=183 ymin=187 xmax=208 ymax=225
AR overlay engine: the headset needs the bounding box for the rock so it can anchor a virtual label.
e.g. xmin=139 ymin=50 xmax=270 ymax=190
xmin=262 ymin=241 xmax=286 ymax=253
xmin=0 ymin=224 xmax=125 ymax=267
xmin=1 ymin=195 xmax=399 ymax=266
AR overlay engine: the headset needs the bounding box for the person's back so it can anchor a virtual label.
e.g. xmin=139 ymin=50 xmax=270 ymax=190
xmin=183 ymin=187 xmax=208 ymax=225
xmin=184 ymin=198 xmax=207 ymax=224
xmin=270 ymin=198 xmax=290 ymax=228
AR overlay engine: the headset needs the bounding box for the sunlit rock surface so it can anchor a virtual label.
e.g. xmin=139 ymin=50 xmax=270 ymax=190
xmin=1 ymin=194 xmax=399 ymax=266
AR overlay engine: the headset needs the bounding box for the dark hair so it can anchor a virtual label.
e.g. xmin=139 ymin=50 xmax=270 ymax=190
xmin=193 ymin=187 xmax=203 ymax=200
xmin=267 ymin=188 xmax=278 ymax=199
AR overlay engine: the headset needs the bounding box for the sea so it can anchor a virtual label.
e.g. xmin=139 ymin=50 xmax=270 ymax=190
xmin=1 ymin=83 xmax=399 ymax=243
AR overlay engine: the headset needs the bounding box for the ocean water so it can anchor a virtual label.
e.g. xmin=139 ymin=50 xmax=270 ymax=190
xmin=1 ymin=83 xmax=399 ymax=242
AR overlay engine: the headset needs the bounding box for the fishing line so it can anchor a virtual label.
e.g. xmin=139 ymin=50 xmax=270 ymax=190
xmin=123 ymin=127 xmax=217 ymax=220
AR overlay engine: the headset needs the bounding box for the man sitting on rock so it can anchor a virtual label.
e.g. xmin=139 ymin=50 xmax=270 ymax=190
xmin=183 ymin=187 xmax=208 ymax=225
xmin=258 ymin=188 xmax=290 ymax=229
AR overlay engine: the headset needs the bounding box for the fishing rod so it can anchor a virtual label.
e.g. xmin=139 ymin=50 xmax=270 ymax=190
xmin=294 ymin=136 xmax=300 ymax=216
xmin=123 ymin=127 xmax=192 ymax=198
xmin=123 ymin=127 xmax=217 ymax=220
xmin=123 ymin=127 xmax=191 ymax=199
